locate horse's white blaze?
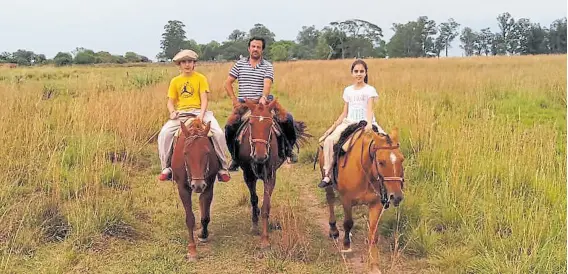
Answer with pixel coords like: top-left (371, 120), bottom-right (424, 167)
top-left (390, 152), bottom-right (397, 174)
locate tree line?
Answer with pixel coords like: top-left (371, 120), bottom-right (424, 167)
top-left (1, 12), bottom-right (565, 66)
top-left (0, 48), bottom-right (150, 67)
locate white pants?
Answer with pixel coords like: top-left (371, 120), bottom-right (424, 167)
top-left (157, 110), bottom-right (230, 171)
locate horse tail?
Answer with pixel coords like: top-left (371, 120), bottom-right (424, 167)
top-left (293, 120), bottom-right (313, 148)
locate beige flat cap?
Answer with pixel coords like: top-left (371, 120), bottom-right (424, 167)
top-left (173, 49), bottom-right (199, 63)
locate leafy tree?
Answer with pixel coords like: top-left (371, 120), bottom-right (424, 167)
top-left (460, 27), bottom-right (477, 56)
top-left (435, 18), bottom-right (460, 57)
top-left (54, 52), bottom-right (73, 66)
top-left (159, 20), bottom-right (187, 60)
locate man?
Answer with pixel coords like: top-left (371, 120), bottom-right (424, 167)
top-left (224, 37), bottom-right (298, 171)
top-left (157, 49), bottom-right (231, 182)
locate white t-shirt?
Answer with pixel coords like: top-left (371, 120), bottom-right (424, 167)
top-left (342, 84), bottom-right (379, 123)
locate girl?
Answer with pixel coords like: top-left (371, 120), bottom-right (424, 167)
top-left (318, 59), bottom-right (385, 188)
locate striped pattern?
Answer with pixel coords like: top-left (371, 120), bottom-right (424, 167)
top-left (229, 58), bottom-right (274, 100)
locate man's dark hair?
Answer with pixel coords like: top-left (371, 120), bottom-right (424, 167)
top-left (248, 37), bottom-right (266, 50)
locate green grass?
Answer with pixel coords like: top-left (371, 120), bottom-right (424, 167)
top-left (0, 56), bottom-right (565, 273)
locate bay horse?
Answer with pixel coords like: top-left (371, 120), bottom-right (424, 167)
top-left (234, 99), bottom-right (309, 249)
top-left (316, 122), bottom-right (405, 272)
top-left (170, 117), bottom-right (219, 261)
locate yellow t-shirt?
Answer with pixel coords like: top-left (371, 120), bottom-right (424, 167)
top-left (167, 72), bottom-right (210, 111)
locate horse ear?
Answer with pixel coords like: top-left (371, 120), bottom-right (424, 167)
top-left (390, 127), bottom-right (399, 144)
top-left (204, 121), bottom-right (211, 134)
top-left (180, 120), bottom-right (190, 137)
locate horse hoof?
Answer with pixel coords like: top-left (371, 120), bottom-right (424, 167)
top-left (198, 237), bottom-right (208, 243)
top-left (250, 226), bottom-right (260, 235)
top-left (329, 231), bottom-right (339, 239)
top-left (340, 248), bottom-right (352, 253)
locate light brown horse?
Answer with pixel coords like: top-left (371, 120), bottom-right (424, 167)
top-left (317, 124), bottom-right (405, 273)
top-left (171, 117), bottom-right (219, 261)
top-left (234, 99), bottom-right (309, 249)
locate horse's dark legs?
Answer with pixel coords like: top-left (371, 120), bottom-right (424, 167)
top-left (198, 178), bottom-right (215, 242)
top-left (260, 177), bottom-right (275, 249)
top-left (341, 200), bottom-right (354, 252)
top-left (326, 187), bottom-right (339, 239)
top-left (244, 169), bottom-right (260, 234)
top-left (367, 201), bottom-right (384, 271)
top-left (177, 182), bottom-right (197, 261)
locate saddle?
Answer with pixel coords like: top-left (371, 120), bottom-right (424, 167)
top-left (325, 121), bottom-right (380, 186)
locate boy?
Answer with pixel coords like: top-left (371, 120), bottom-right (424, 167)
top-left (157, 49), bottom-right (231, 182)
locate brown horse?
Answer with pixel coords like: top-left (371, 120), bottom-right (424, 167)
top-left (171, 117), bottom-right (219, 261)
top-left (234, 99), bottom-right (309, 248)
top-left (317, 124), bottom-right (405, 272)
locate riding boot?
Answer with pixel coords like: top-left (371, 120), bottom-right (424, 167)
top-left (225, 122), bottom-right (240, 171)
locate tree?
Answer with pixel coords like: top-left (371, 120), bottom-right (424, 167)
top-left (248, 23), bottom-right (275, 45)
top-left (228, 29), bottom-right (247, 41)
top-left (460, 27), bottom-right (477, 56)
top-left (0, 52), bottom-right (14, 63)
top-left (436, 18), bottom-right (460, 57)
top-left (32, 54), bottom-right (46, 65)
top-left (73, 48), bottom-right (97, 64)
top-left (159, 20), bottom-right (187, 60)
top-left (54, 52), bottom-right (73, 66)
top-left (549, 17), bottom-right (567, 54)
top-left (296, 25), bottom-right (320, 59)
top-left (200, 41), bottom-right (221, 61)
top-left (478, 28), bottom-right (494, 56)
top-left (270, 40), bottom-right (296, 61)
top-left (125, 52), bottom-right (141, 63)
top-left (11, 49), bottom-right (35, 66)
top-left (386, 16), bottom-right (437, 58)
top-left (496, 12), bottom-right (516, 54)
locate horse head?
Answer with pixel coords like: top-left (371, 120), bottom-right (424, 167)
top-left (180, 118), bottom-right (212, 193)
top-left (368, 127), bottom-right (405, 207)
top-left (243, 99), bottom-right (284, 164)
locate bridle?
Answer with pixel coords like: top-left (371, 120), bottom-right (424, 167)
top-left (247, 114), bottom-right (274, 158)
top-left (362, 136), bottom-right (405, 206)
top-left (183, 132), bottom-right (211, 181)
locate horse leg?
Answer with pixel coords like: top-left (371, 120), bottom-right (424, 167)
top-left (177, 182), bottom-right (197, 261)
top-left (341, 200), bottom-right (354, 253)
top-left (367, 202), bottom-right (384, 272)
top-left (260, 177), bottom-right (275, 249)
top-left (244, 170), bottom-right (260, 234)
top-left (197, 178), bottom-right (215, 242)
top-left (326, 187), bottom-right (339, 239)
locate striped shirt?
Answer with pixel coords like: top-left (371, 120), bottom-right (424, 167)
top-left (229, 57), bottom-right (274, 100)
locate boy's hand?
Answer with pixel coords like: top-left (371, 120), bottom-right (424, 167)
top-left (169, 111), bottom-right (179, 120)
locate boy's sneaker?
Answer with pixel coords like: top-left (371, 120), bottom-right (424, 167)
top-left (158, 168), bottom-right (172, 181)
top-left (217, 170), bottom-right (231, 182)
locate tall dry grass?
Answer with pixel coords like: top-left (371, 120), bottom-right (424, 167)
top-left (0, 55), bottom-right (565, 273)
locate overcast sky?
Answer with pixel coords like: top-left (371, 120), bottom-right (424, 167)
top-left (1, 0), bottom-right (566, 59)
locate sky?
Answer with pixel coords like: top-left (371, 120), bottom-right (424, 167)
top-left (1, 0), bottom-right (566, 59)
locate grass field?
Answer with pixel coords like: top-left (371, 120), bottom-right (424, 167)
top-left (0, 55), bottom-right (565, 273)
